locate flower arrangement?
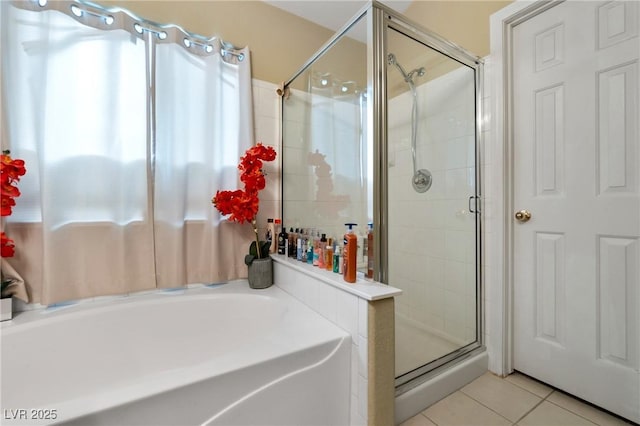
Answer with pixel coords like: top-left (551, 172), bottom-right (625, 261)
top-left (212, 143), bottom-right (276, 265)
top-left (1, 150), bottom-right (27, 298)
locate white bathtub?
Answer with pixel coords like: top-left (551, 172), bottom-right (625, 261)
top-left (0, 281), bottom-right (351, 425)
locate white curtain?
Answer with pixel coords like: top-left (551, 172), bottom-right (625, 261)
top-left (1, 3), bottom-right (253, 304)
top-left (154, 43), bottom-right (253, 287)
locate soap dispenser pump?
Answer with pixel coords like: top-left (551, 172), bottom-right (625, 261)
top-left (343, 223), bottom-right (357, 283)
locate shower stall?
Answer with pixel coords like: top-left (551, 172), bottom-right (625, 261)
top-left (281, 1), bottom-right (484, 421)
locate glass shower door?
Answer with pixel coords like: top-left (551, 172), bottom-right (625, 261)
top-left (386, 27), bottom-right (480, 385)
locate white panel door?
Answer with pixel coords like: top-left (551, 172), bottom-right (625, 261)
top-left (513, 1), bottom-right (639, 422)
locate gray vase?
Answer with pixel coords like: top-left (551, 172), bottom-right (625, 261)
top-left (247, 256), bottom-right (273, 289)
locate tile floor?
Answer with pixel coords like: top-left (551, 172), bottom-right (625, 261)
top-left (400, 372), bottom-right (636, 426)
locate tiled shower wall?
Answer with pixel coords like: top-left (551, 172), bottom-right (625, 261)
top-left (387, 67), bottom-right (477, 346)
top-left (282, 88), bottom-right (370, 241)
top-left (252, 79), bottom-right (282, 235)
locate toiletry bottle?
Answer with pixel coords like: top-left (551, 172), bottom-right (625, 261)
top-left (333, 246), bottom-right (341, 273)
top-left (277, 220), bottom-right (287, 255)
top-left (299, 237), bottom-right (305, 262)
top-left (343, 223), bottom-right (357, 283)
top-left (266, 218), bottom-right (275, 252)
top-left (325, 237), bottom-right (333, 271)
top-left (367, 223), bottom-right (374, 279)
top-left (318, 234), bottom-right (327, 268)
top-left (296, 234), bottom-right (302, 261)
top-left (307, 240), bottom-right (314, 264)
top-left (288, 228), bottom-right (295, 257)
top-left (311, 230), bottom-right (320, 266)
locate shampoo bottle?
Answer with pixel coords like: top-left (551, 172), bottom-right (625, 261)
top-left (288, 228), bottom-right (296, 258)
top-left (325, 237), bottom-right (334, 271)
top-left (307, 241), bottom-right (314, 264)
top-left (333, 246), bottom-right (341, 273)
top-left (343, 223), bottom-right (357, 283)
top-left (318, 234), bottom-right (327, 268)
top-left (312, 230), bottom-right (320, 266)
top-left (266, 218), bottom-right (275, 252)
top-left (277, 220), bottom-right (287, 255)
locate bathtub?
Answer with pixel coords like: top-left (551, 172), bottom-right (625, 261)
top-left (0, 281), bottom-right (351, 425)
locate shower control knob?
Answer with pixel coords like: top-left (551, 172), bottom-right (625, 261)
top-left (515, 210), bottom-right (531, 222)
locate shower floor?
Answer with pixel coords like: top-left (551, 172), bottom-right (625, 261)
top-left (395, 313), bottom-right (460, 377)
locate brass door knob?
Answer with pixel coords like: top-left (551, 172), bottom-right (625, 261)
top-left (515, 210), bottom-right (532, 222)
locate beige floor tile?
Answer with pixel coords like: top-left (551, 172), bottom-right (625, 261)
top-left (399, 413), bottom-right (437, 426)
top-left (547, 391), bottom-right (634, 426)
top-left (519, 401), bottom-right (598, 426)
top-left (505, 372), bottom-right (554, 398)
top-left (422, 391), bottom-right (511, 426)
top-left (460, 372), bottom-right (542, 422)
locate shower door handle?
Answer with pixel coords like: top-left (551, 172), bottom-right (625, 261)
top-left (468, 196), bottom-right (480, 214)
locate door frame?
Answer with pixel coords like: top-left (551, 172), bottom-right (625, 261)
top-left (488, 0), bottom-right (565, 377)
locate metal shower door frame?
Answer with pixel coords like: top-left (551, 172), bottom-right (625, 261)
top-left (281, 0), bottom-right (486, 393)
top-left (370, 2), bottom-right (486, 392)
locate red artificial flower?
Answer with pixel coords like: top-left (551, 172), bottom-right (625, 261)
top-left (1, 232), bottom-right (15, 258)
top-left (212, 143), bottom-right (276, 226)
top-left (1, 156), bottom-right (26, 182)
top-left (1, 151), bottom-right (27, 257)
top-left (246, 143), bottom-right (276, 161)
top-left (1, 151), bottom-right (27, 217)
top-left (212, 189), bottom-right (259, 224)
top-left (1, 196), bottom-right (16, 217)
top-left (1, 182), bottom-right (20, 198)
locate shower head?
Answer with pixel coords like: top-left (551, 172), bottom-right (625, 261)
top-left (406, 67), bottom-right (426, 81)
top-left (388, 53), bottom-right (426, 84)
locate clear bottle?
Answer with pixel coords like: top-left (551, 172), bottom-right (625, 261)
top-left (301, 237), bottom-right (307, 262)
top-left (325, 237), bottom-right (334, 271)
top-left (288, 228), bottom-right (296, 258)
top-left (333, 246), bottom-right (341, 273)
top-left (312, 231), bottom-right (319, 266)
top-left (307, 241), bottom-right (314, 264)
top-left (318, 234), bottom-right (327, 268)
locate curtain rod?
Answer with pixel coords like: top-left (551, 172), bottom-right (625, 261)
top-left (9, 0), bottom-right (247, 63)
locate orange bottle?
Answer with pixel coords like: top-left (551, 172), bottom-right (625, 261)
top-left (343, 223), bottom-right (358, 283)
top-left (325, 238), bottom-right (334, 271)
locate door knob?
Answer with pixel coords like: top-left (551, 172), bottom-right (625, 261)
top-left (515, 210), bottom-right (532, 222)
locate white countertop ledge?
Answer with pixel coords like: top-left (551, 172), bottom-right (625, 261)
top-left (272, 254), bottom-right (402, 301)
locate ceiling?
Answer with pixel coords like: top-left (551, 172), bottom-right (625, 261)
top-left (263, 1), bottom-right (413, 33)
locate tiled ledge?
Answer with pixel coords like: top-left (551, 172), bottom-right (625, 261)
top-left (272, 254), bottom-right (402, 301)
top-left (272, 254), bottom-right (399, 426)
